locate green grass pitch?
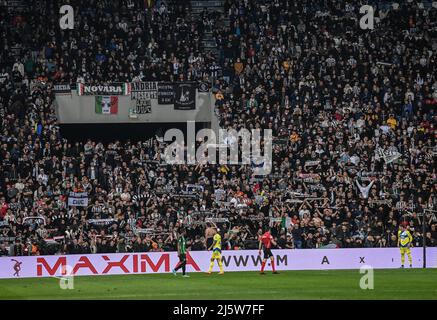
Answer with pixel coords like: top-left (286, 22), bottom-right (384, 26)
top-left (0, 269), bottom-right (436, 300)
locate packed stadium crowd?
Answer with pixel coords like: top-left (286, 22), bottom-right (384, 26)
top-left (0, 0), bottom-right (436, 257)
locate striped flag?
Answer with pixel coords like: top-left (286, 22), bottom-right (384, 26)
top-left (123, 82), bottom-right (131, 95)
top-left (77, 83), bottom-right (84, 96)
top-left (95, 96), bottom-right (118, 114)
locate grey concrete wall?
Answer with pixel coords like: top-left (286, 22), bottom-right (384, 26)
top-left (55, 90), bottom-right (214, 124)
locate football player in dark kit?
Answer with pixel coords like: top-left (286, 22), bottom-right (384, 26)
top-left (259, 229), bottom-right (278, 275)
top-left (172, 228), bottom-right (190, 278)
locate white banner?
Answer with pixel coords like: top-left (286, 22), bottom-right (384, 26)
top-left (68, 192), bottom-right (88, 207)
top-left (0, 248), bottom-right (436, 279)
top-left (375, 147), bottom-right (402, 163)
top-left (130, 81), bottom-right (158, 100)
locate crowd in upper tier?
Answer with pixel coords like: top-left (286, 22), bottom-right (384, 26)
top-left (0, 0), bottom-right (436, 256)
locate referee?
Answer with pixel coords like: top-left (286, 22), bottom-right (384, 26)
top-left (172, 228), bottom-right (190, 278)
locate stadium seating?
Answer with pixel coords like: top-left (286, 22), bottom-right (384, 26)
top-left (0, 0), bottom-right (436, 256)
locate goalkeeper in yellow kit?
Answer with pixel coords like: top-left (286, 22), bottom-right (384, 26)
top-left (398, 224), bottom-right (413, 268)
top-left (207, 228), bottom-right (224, 275)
